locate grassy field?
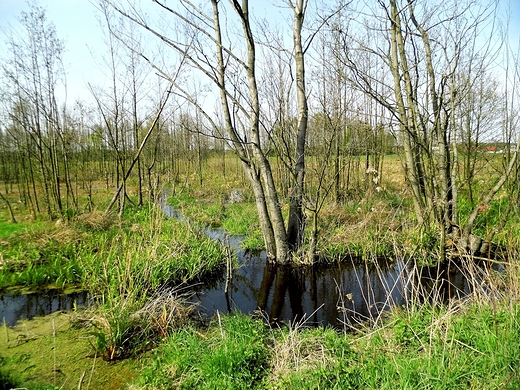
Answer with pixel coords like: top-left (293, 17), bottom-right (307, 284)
top-left (1, 153), bottom-right (520, 389)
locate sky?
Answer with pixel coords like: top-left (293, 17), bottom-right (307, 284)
top-left (0, 0), bottom-right (105, 105)
top-left (0, 0), bottom-right (519, 107)
top-left (0, 0), bottom-right (291, 107)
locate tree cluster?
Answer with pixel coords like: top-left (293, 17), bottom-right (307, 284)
top-left (0, 0), bottom-right (518, 264)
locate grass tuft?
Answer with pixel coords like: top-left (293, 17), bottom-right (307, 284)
top-left (73, 209), bottom-right (117, 232)
top-left (77, 287), bottom-right (196, 361)
top-left (137, 313), bottom-right (270, 389)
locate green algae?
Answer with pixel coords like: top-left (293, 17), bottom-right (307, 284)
top-left (0, 311), bottom-right (143, 389)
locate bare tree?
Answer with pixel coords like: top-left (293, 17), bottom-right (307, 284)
top-left (88, 11), bottom-right (130, 216)
top-left (1, 4), bottom-right (73, 220)
top-left (91, 2), bottom-right (175, 215)
top-left (336, 0), bottom-right (518, 259)
top-left (100, 0), bottom-right (320, 263)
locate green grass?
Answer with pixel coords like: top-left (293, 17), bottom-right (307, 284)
top-left (77, 216), bottom-right (226, 297)
top-left (132, 296), bottom-right (520, 389)
top-left (0, 220), bottom-right (39, 239)
top-left (168, 192), bottom-right (265, 250)
top-left (0, 223), bottom-right (82, 290)
top-left (0, 257), bottom-right (80, 288)
top-left (138, 313), bottom-right (270, 389)
top-left (350, 302), bottom-right (520, 389)
top-left (264, 325), bottom-right (360, 389)
top-left (0, 203), bottom-right (228, 291)
top-left (0, 368), bottom-right (18, 390)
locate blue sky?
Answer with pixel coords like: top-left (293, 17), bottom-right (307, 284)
top-left (0, 0), bottom-right (289, 106)
top-left (0, 0), bottom-right (103, 104)
top-left (0, 0), bottom-right (519, 106)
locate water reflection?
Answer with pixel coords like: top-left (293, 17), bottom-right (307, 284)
top-left (165, 199), bottom-right (482, 328)
top-left (0, 290), bottom-right (89, 327)
top-left (194, 255), bottom-right (479, 328)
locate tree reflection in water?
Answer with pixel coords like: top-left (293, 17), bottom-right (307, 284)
top-left (165, 200), bottom-right (477, 328)
top-left (195, 250), bottom-right (476, 329)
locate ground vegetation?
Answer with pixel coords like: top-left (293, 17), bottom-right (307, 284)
top-left (1, 0), bottom-right (520, 388)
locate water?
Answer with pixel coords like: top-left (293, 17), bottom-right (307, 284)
top-left (0, 199), bottom-right (477, 328)
top-left (0, 290), bottom-right (89, 327)
top-left (163, 201), bottom-right (473, 328)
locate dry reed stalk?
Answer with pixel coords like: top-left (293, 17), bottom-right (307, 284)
top-left (74, 210), bottom-right (116, 232)
top-left (224, 238), bottom-right (233, 294)
top-left (77, 370), bottom-right (86, 390)
top-left (336, 233), bottom-right (515, 335)
top-left (52, 318), bottom-right (56, 387)
top-left (267, 313), bottom-right (329, 384)
top-left (2, 317), bottom-right (8, 343)
top-left (87, 349), bottom-right (97, 389)
top-left (133, 286), bottom-right (197, 337)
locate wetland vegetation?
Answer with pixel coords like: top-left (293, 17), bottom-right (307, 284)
top-left (1, 153), bottom-right (519, 389)
top-left (1, 0), bottom-right (520, 388)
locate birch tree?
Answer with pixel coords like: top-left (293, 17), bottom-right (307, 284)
top-left (101, 0), bottom-right (316, 263)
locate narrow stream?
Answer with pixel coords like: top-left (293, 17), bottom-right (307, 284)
top-left (1, 198), bottom-right (477, 328)
top-left (163, 202), bottom-right (472, 328)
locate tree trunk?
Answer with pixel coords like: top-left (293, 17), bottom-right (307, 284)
top-left (287, 0), bottom-right (308, 252)
top-left (0, 190), bottom-right (17, 223)
top-left (212, 0), bottom-right (290, 263)
top-left (389, 0), bottom-right (425, 224)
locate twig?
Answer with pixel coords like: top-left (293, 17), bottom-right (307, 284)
top-left (53, 318), bottom-right (57, 387)
top-left (3, 317), bottom-right (8, 343)
top-left (224, 237), bottom-right (233, 294)
top-left (77, 370), bottom-right (86, 390)
top-left (217, 311), bottom-right (224, 339)
top-left (87, 349), bottom-right (97, 390)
